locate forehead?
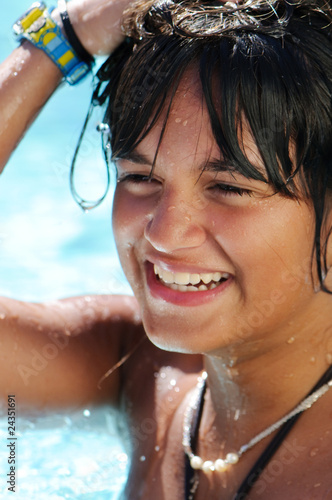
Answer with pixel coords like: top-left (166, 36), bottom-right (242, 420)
top-left (135, 68), bottom-right (264, 173)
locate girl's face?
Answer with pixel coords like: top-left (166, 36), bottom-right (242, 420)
top-left (112, 73), bottom-right (326, 356)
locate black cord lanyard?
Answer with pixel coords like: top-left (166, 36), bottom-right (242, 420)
top-left (184, 364), bottom-right (332, 500)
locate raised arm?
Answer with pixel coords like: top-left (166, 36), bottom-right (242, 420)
top-left (0, 0), bottom-right (131, 171)
top-left (0, 0), bottom-right (143, 409)
top-left (0, 294), bottom-right (143, 409)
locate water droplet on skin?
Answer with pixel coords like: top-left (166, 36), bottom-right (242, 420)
top-left (139, 455), bottom-right (146, 462)
top-left (83, 409), bottom-right (91, 418)
top-left (310, 447), bottom-right (319, 457)
top-left (168, 378), bottom-right (176, 390)
top-left (310, 357), bottom-right (316, 364)
top-left (183, 120), bottom-right (188, 126)
top-left (155, 446), bottom-right (160, 452)
top-left (175, 118), bottom-right (182, 123)
top-left (167, 205), bottom-right (176, 212)
top-left (192, 197), bottom-right (209, 210)
top-left (234, 409), bottom-right (240, 421)
top-left (227, 367), bottom-right (239, 378)
top-left (0, 313), bottom-right (6, 320)
top-left (160, 372), bottom-right (166, 379)
top-left (229, 357), bottom-right (238, 367)
top-left (326, 353), bottom-right (332, 365)
top-left (287, 336), bottom-right (295, 344)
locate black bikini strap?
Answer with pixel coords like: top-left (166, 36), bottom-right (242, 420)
top-left (185, 377), bottom-right (207, 500)
top-left (234, 363), bottom-right (332, 499)
top-left (184, 364), bottom-right (332, 500)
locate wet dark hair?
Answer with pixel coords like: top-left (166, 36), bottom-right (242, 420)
top-left (92, 0), bottom-right (332, 291)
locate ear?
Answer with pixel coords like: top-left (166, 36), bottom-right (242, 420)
top-left (323, 209), bottom-right (332, 288)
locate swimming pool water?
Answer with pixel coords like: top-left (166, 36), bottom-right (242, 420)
top-left (0, 3), bottom-right (130, 498)
top-left (0, 1), bottom-right (132, 302)
top-left (0, 407), bottom-right (128, 499)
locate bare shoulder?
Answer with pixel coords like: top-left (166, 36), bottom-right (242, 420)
top-left (120, 330), bottom-right (203, 436)
top-left (0, 294), bottom-right (141, 330)
top-left (0, 294), bottom-right (142, 410)
top-left (117, 335), bottom-right (203, 499)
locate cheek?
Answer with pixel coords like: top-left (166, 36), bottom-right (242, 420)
top-left (112, 191), bottom-right (137, 253)
top-left (211, 201), bottom-right (315, 287)
top-left (112, 189), bottom-right (150, 270)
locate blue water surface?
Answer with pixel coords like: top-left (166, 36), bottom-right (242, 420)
top-left (0, 1), bottom-right (131, 301)
top-left (0, 2), bottom-right (130, 498)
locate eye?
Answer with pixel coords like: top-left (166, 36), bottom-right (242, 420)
top-left (116, 173), bottom-right (161, 196)
top-left (117, 173), bottom-right (152, 184)
top-left (211, 183), bottom-right (253, 197)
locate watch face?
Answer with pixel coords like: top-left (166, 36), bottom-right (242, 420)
top-left (13, 2), bottom-right (46, 36)
top-left (26, 16), bottom-right (47, 35)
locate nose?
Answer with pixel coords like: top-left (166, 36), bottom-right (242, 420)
top-left (144, 197), bottom-right (207, 253)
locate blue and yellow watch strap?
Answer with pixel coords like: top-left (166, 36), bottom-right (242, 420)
top-left (13, 2), bottom-right (92, 85)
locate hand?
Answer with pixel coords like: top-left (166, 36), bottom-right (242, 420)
top-left (64, 0), bottom-right (135, 56)
top-left (64, 0), bottom-right (239, 56)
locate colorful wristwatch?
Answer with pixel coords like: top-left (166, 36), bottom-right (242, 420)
top-left (13, 2), bottom-right (91, 85)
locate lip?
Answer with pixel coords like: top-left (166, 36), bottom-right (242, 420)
top-left (145, 261), bottom-right (232, 306)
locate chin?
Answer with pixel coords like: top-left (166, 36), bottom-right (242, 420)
top-left (141, 315), bottom-right (200, 353)
top-left (140, 313), bottom-right (224, 355)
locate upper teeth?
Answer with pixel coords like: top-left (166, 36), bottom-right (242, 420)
top-left (153, 264), bottom-right (229, 286)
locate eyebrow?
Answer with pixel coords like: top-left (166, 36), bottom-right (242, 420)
top-left (118, 151), bottom-right (236, 173)
top-left (118, 151), bottom-right (152, 165)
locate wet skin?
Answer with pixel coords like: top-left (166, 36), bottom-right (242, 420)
top-left (2, 69), bottom-right (332, 499)
top-left (113, 70), bottom-right (327, 357)
top-left (111, 70), bottom-right (332, 498)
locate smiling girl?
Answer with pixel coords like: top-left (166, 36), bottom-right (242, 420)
top-left (1, 0), bottom-right (332, 498)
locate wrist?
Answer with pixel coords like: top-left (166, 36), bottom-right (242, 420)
top-left (57, 1), bottom-right (94, 66)
top-left (62, 2), bottom-right (96, 57)
top-left (13, 2), bottom-right (92, 85)
top-left (64, 0), bottom-right (127, 56)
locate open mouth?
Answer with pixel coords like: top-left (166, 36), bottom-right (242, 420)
top-left (153, 264), bottom-right (230, 292)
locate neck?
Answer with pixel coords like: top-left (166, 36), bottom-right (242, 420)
top-left (202, 322), bottom-right (332, 448)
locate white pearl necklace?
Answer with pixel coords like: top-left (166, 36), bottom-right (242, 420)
top-left (182, 371), bottom-right (332, 473)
